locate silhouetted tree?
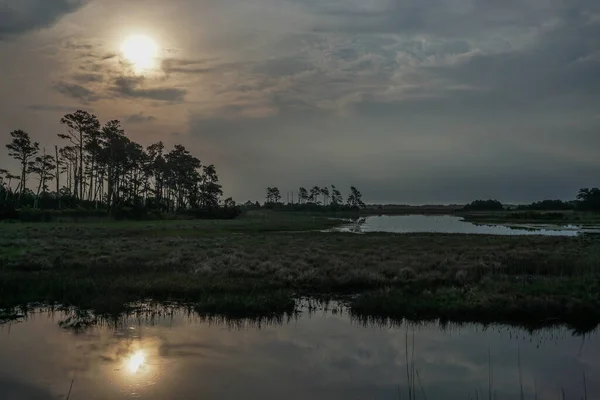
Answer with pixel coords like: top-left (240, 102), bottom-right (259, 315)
top-left (330, 185), bottom-right (342, 206)
top-left (98, 120), bottom-right (128, 211)
top-left (321, 186), bottom-right (330, 206)
top-left (54, 146), bottom-right (61, 208)
top-left (309, 186), bottom-right (321, 205)
top-left (222, 197), bottom-right (236, 208)
top-left (30, 149), bottom-right (56, 208)
top-left (0, 169), bottom-right (7, 188)
top-left (576, 188), bottom-right (600, 211)
top-left (6, 130), bottom-right (39, 200)
top-left (346, 186), bottom-right (365, 208)
top-left (0, 169), bottom-right (8, 201)
top-left (3, 110), bottom-right (233, 220)
top-left (59, 145), bottom-right (78, 195)
top-left (298, 187), bottom-right (308, 204)
top-left (2, 172), bottom-right (19, 201)
top-left (59, 110), bottom-right (101, 200)
top-left (199, 165), bottom-right (223, 208)
top-left (517, 199), bottom-right (574, 211)
top-left (463, 199), bottom-right (503, 211)
top-left (147, 141), bottom-right (166, 203)
top-left (265, 187), bottom-right (281, 204)
top-left (243, 200), bottom-right (254, 207)
top-left (84, 120), bottom-right (103, 202)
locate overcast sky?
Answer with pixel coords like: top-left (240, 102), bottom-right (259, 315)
top-left (1, 0), bottom-right (599, 204)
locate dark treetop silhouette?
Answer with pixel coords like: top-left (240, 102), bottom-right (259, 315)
top-left (1, 110), bottom-right (238, 220)
top-left (260, 185), bottom-right (366, 212)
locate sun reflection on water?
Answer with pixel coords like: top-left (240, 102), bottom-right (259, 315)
top-left (126, 350), bottom-right (146, 374)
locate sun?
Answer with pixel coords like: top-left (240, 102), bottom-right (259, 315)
top-left (121, 34), bottom-right (158, 71)
top-left (125, 350), bottom-right (146, 374)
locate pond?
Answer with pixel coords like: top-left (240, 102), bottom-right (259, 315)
top-left (331, 215), bottom-right (600, 236)
top-left (0, 306), bottom-right (598, 399)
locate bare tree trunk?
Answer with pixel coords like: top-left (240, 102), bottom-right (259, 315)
top-left (94, 177), bottom-right (103, 208)
top-left (69, 162), bottom-right (73, 195)
top-left (73, 153), bottom-right (78, 200)
top-left (18, 160), bottom-right (26, 201)
top-left (5, 177), bottom-right (12, 201)
top-left (55, 146), bottom-right (61, 209)
top-left (89, 157), bottom-right (94, 202)
top-left (35, 179), bottom-right (42, 209)
top-left (34, 149), bottom-right (46, 209)
top-left (15, 180), bottom-right (22, 200)
top-left (99, 177), bottom-right (104, 204)
top-left (79, 131), bottom-right (83, 200)
top-left (93, 168), bottom-right (101, 202)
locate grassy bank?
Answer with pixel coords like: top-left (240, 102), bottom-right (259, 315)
top-left (1, 211), bottom-right (599, 329)
top-left (460, 210), bottom-right (600, 225)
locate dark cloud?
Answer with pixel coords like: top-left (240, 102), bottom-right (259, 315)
top-left (64, 40), bottom-right (93, 50)
top-left (100, 53), bottom-right (117, 61)
top-left (54, 81), bottom-right (98, 103)
top-left (430, 14), bottom-right (600, 108)
top-left (0, 0), bottom-right (87, 39)
top-left (110, 76), bottom-right (187, 102)
top-left (72, 73), bottom-right (104, 83)
top-left (160, 58), bottom-right (256, 77)
top-left (161, 58), bottom-right (217, 74)
top-left (348, 9), bottom-right (600, 120)
top-left (252, 56), bottom-right (314, 77)
top-left (125, 112), bottom-right (157, 124)
top-left (305, 0), bottom-right (599, 36)
top-left (3, 0), bottom-right (600, 203)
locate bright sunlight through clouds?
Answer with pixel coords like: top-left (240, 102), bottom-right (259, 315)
top-left (121, 34), bottom-right (158, 72)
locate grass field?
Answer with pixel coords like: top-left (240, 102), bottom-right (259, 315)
top-left (460, 209), bottom-right (600, 225)
top-left (1, 211), bottom-right (600, 329)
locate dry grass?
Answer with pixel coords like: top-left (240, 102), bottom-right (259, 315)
top-left (1, 213), bottom-right (599, 327)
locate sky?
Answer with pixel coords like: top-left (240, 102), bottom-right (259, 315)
top-left (1, 0), bottom-right (599, 204)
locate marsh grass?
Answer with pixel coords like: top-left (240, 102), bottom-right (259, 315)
top-left (1, 212), bottom-right (600, 327)
top-left (460, 210), bottom-right (600, 225)
top-left (399, 328), bottom-right (591, 400)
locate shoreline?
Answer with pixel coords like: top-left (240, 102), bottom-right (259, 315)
top-left (1, 212), bottom-right (599, 331)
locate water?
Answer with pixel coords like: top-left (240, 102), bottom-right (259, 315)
top-left (332, 215), bottom-right (600, 236)
top-left (1, 307), bottom-right (599, 399)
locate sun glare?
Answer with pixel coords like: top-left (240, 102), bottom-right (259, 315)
top-left (121, 35), bottom-right (158, 71)
top-left (126, 350), bottom-right (146, 374)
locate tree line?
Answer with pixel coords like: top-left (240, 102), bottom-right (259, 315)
top-left (1, 110), bottom-right (239, 220)
top-left (463, 188), bottom-right (600, 212)
top-left (261, 185), bottom-right (366, 209)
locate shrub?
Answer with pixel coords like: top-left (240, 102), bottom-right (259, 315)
top-left (516, 200), bottom-right (574, 211)
top-left (463, 199), bottom-right (504, 211)
top-left (15, 208), bottom-right (108, 222)
top-left (508, 211), bottom-right (566, 220)
top-left (0, 203), bottom-right (18, 220)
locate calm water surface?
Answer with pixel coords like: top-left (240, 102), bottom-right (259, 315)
top-left (333, 215), bottom-right (600, 236)
top-left (1, 307), bottom-right (599, 399)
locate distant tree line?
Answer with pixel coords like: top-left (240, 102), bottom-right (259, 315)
top-left (254, 185), bottom-right (366, 211)
top-left (462, 199), bottom-right (504, 211)
top-left (575, 188), bottom-right (600, 211)
top-left (463, 189), bottom-right (600, 213)
top-left (512, 191), bottom-right (600, 212)
top-left (255, 187), bottom-right (600, 214)
top-left (1, 109), bottom-right (240, 221)
top-left (516, 199), bottom-right (575, 211)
